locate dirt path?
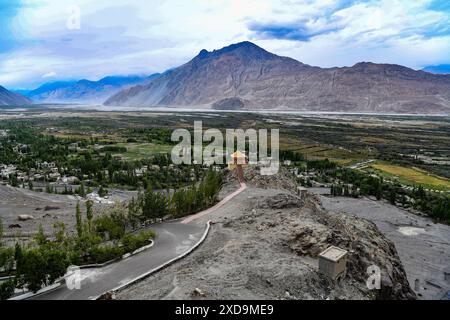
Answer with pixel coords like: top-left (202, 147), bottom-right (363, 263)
top-left (181, 182), bottom-right (247, 224)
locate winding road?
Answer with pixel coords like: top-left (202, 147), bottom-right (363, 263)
top-left (28, 179), bottom-right (247, 300)
top-left (30, 221), bottom-right (205, 300)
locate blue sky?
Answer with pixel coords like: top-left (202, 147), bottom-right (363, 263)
top-left (1, 0), bottom-right (450, 89)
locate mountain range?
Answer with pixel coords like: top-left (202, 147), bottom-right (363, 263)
top-left (19, 74), bottom-right (160, 104)
top-left (0, 86), bottom-right (32, 106)
top-left (3, 41), bottom-right (450, 114)
top-left (422, 65), bottom-right (450, 75)
top-left (105, 41), bottom-right (450, 114)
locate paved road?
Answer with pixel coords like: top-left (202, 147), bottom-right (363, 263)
top-left (30, 180), bottom-right (245, 300)
top-left (31, 221), bottom-right (205, 300)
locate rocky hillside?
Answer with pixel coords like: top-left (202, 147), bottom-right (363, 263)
top-left (23, 74), bottom-right (160, 104)
top-left (105, 41), bottom-right (450, 114)
top-left (0, 85), bottom-right (32, 106)
top-left (116, 167), bottom-right (415, 300)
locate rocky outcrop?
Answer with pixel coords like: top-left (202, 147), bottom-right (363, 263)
top-left (230, 167), bottom-right (415, 299)
top-left (291, 201), bottom-right (416, 299)
top-left (212, 97), bottom-right (245, 110)
top-left (105, 41), bottom-right (450, 114)
top-left (245, 190), bottom-right (416, 299)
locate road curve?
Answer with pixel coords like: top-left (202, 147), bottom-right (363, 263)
top-left (31, 181), bottom-right (245, 300)
top-left (30, 221), bottom-right (205, 300)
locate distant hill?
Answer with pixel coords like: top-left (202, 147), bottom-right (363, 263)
top-left (105, 41), bottom-right (450, 114)
top-left (0, 85), bottom-right (32, 106)
top-left (422, 65), bottom-right (450, 75)
top-left (23, 74), bottom-right (160, 104)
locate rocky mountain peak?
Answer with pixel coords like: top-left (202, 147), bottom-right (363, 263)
top-left (194, 41), bottom-right (277, 62)
top-left (104, 42), bottom-right (450, 114)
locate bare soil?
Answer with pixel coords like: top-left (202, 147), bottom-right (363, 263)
top-left (0, 184), bottom-right (135, 245)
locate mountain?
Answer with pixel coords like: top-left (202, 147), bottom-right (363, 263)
top-left (0, 86), bottom-right (32, 106)
top-left (105, 41), bottom-right (450, 114)
top-left (24, 74), bottom-right (160, 104)
top-left (422, 65), bottom-right (450, 75)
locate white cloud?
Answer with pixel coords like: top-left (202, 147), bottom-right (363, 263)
top-left (42, 71), bottom-right (57, 78)
top-left (1, 0), bottom-right (450, 88)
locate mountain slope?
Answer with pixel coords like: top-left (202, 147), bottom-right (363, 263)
top-left (105, 42), bottom-right (450, 114)
top-left (0, 86), bottom-right (32, 106)
top-left (25, 74), bottom-right (160, 104)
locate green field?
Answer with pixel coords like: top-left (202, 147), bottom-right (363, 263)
top-left (367, 162), bottom-right (450, 191)
top-left (114, 142), bottom-right (173, 160)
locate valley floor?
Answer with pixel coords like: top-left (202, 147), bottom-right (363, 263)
top-left (0, 183), bottom-right (136, 244)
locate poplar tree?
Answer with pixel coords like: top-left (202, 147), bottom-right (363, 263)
top-left (75, 202), bottom-right (83, 238)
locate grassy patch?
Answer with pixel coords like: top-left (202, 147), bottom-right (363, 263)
top-left (114, 142), bottom-right (172, 160)
top-left (368, 162), bottom-right (450, 191)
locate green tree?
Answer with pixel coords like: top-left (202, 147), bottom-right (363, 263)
top-left (45, 249), bottom-right (69, 283)
top-left (0, 247), bottom-right (14, 272)
top-left (75, 202), bottom-right (83, 238)
top-left (431, 197), bottom-right (450, 222)
top-left (0, 217), bottom-right (3, 246)
top-left (14, 242), bottom-right (22, 261)
top-left (98, 185), bottom-right (108, 197)
top-left (9, 174), bottom-right (18, 187)
top-left (77, 183), bottom-right (86, 197)
top-left (389, 190), bottom-right (397, 205)
top-left (376, 182), bottom-right (382, 200)
top-left (15, 248), bottom-right (47, 293)
top-left (0, 279), bottom-right (15, 300)
top-left (53, 222), bottom-right (66, 244)
top-left (202, 169), bottom-right (222, 205)
top-left (86, 200), bottom-right (94, 229)
top-left (143, 190), bottom-right (168, 221)
top-left (15, 247), bottom-right (68, 293)
top-left (34, 225), bottom-right (47, 246)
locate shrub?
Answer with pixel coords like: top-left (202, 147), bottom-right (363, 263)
top-left (0, 279), bottom-right (15, 300)
top-left (0, 217), bottom-right (3, 245)
top-left (121, 230), bottom-right (155, 253)
top-left (94, 214), bottom-right (126, 241)
top-left (15, 247), bottom-right (69, 293)
top-left (86, 245), bottom-right (124, 264)
top-left (0, 247), bottom-right (14, 273)
top-left (15, 248), bottom-right (47, 293)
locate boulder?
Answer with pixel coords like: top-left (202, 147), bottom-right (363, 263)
top-left (18, 214), bottom-right (34, 221)
top-left (191, 288), bottom-right (206, 298)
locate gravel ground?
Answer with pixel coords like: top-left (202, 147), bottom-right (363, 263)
top-left (0, 184), bottom-right (136, 244)
top-left (309, 187), bottom-right (450, 300)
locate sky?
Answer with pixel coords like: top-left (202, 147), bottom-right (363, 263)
top-left (1, 0), bottom-right (450, 89)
